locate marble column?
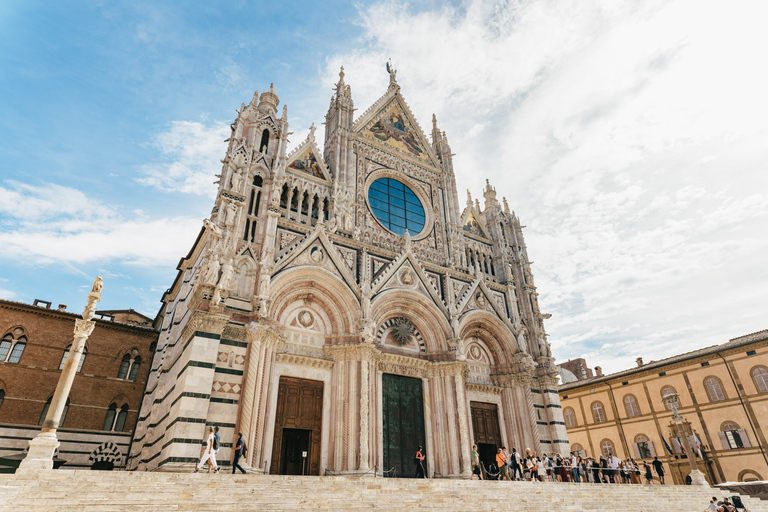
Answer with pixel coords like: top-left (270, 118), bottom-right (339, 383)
top-left (19, 277), bottom-right (103, 472)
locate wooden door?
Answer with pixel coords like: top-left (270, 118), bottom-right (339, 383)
top-left (270, 376), bottom-right (323, 475)
top-left (470, 401), bottom-right (501, 446)
top-left (382, 373), bottom-right (425, 478)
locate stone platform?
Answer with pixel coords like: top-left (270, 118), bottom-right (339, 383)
top-left (1, 471), bottom-right (766, 512)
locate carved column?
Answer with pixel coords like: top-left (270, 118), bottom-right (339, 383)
top-left (453, 368), bottom-right (472, 478)
top-left (20, 277), bottom-right (102, 472)
top-left (359, 358), bottom-right (370, 471)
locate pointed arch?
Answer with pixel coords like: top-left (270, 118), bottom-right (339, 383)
top-left (458, 311), bottom-right (517, 366)
top-left (269, 267), bottom-right (359, 336)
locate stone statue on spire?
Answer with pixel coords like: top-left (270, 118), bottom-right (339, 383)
top-left (386, 59), bottom-right (397, 85)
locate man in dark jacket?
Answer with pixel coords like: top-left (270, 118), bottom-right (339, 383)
top-left (232, 432), bottom-right (247, 474)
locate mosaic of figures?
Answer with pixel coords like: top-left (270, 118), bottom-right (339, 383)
top-left (368, 107), bottom-right (425, 159)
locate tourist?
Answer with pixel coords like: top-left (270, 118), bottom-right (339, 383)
top-left (471, 444), bottom-right (482, 480)
top-left (496, 447), bottom-right (509, 480)
top-left (510, 448), bottom-right (522, 480)
top-left (232, 432), bottom-right (246, 474)
top-left (415, 446), bottom-right (426, 478)
top-left (559, 453), bottom-right (570, 482)
top-left (717, 497), bottom-right (736, 512)
top-left (599, 455), bottom-right (609, 483)
top-left (194, 426), bottom-right (219, 473)
top-left (570, 452), bottom-right (581, 483)
top-left (644, 461), bottom-right (653, 484)
top-left (608, 453), bottom-right (621, 483)
top-left (541, 453), bottom-right (552, 482)
top-left (592, 457), bottom-right (602, 484)
top-left (652, 456), bottom-right (665, 484)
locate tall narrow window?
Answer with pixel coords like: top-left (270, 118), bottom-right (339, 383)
top-left (102, 403), bottom-right (117, 431)
top-left (260, 129), bottom-right (270, 153)
top-left (128, 356), bottom-right (141, 381)
top-left (117, 354), bottom-right (131, 379)
top-left (0, 336), bottom-right (11, 361)
top-left (601, 439), bottom-right (615, 458)
top-left (624, 395), bottom-right (640, 417)
top-left (243, 175), bottom-right (262, 243)
top-left (752, 367), bottom-right (768, 393)
top-left (661, 386), bottom-right (678, 410)
top-left (7, 338), bottom-right (25, 364)
top-left (592, 402), bottom-right (606, 423)
top-left (0, 389), bottom-right (5, 410)
top-left (114, 404), bottom-right (129, 432)
top-left (564, 407), bottom-right (577, 428)
top-left (705, 377), bottom-right (726, 402)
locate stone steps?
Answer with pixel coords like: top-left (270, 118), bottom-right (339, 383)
top-left (0, 471), bottom-right (765, 512)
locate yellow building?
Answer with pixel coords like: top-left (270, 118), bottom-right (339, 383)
top-left (558, 329), bottom-right (768, 485)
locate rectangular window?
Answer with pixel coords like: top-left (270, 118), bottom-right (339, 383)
top-left (701, 361), bottom-right (710, 367)
top-left (659, 372), bottom-right (667, 377)
top-left (725, 430), bottom-right (743, 449)
top-left (747, 350), bottom-right (757, 356)
top-left (637, 442), bottom-right (652, 458)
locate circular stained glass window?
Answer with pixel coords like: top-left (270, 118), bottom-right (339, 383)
top-left (368, 177), bottom-right (425, 236)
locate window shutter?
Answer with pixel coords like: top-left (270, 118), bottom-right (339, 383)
top-left (737, 429), bottom-right (752, 448)
top-left (717, 431), bottom-right (729, 450)
top-left (632, 443), bottom-right (641, 459)
top-left (671, 438), bottom-right (682, 454)
top-left (648, 441), bottom-right (657, 457)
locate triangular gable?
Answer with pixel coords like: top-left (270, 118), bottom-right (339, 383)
top-left (460, 207), bottom-right (491, 240)
top-left (353, 88), bottom-right (440, 168)
top-left (285, 137), bottom-right (332, 182)
top-left (457, 278), bottom-right (513, 328)
top-left (371, 249), bottom-right (447, 315)
top-left (271, 224), bottom-right (359, 298)
top-left (237, 246), bottom-right (255, 260)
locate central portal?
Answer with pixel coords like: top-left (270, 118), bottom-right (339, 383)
top-left (270, 376), bottom-right (323, 475)
top-left (382, 373), bottom-right (426, 478)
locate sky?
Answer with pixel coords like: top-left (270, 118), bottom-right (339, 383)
top-left (1, 0), bottom-right (766, 374)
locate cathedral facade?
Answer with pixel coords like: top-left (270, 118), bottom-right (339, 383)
top-left (128, 68), bottom-right (566, 477)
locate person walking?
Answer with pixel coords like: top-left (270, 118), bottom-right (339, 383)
top-left (194, 426), bottom-right (219, 473)
top-left (644, 461), bottom-right (653, 484)
top-left (496, 448), bottom-right (509, 480)
top-left (652, 456), bottom-right (665, 484)
top-left (471, 444), bottom-right (483, 480)
top-left (510, 448), bottom-right (522, 480)
top-left (232, 432), bottom-right (247, 474)
top-left (415, 446), bottom-right (426, 478)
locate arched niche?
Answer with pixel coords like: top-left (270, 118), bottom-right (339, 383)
top-left (231, 256), bottom-right (257, 299)
top-left (464, 337), bottom-right (494, 385)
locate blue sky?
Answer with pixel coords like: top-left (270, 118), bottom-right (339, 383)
top-left (1, 1), bottom-right (766, 373)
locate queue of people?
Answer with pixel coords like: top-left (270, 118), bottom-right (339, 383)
top-left (470, 444), bottom-right (669, 484)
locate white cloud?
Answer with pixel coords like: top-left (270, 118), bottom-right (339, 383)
top-left (326, 0), bottom-right (768, 372)
top-left (0, 181), bottom-right (202, 267)
top-left (137, 119), bottom-right (230, 196)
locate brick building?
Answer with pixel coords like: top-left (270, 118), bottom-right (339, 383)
top-left (558, 329), bottom-right (768, 484)
top-left (0, 298), bottom-right (157, 471)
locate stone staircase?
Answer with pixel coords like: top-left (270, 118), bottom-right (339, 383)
top-left (0, 471), bottom-right (766, 512)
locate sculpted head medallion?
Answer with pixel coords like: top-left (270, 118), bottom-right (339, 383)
top-left (310, 247), bottom-right (324, 263)
top-left (298, 310), bottom-right (314, 328)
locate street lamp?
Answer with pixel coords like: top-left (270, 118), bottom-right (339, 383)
top-left (661, 392), bottom-right (708, 486)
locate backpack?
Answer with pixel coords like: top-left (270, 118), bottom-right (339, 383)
top-left (213, 433), bottom-right (220, 451)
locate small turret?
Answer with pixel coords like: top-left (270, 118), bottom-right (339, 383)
top-left (258, 83), bottom-right (279, 116)
top-left (483, 179), bottom-right (498, 209)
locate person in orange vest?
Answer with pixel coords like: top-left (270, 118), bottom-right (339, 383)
top-left (496, 447), bottom-right (509, 480)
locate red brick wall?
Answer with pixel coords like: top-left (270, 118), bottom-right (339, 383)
top-left (0, 301), bottom-right (157, 433)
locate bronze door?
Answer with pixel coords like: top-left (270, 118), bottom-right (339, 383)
top-left (270, 376), bottom-right (323, 475)
top-left (382, 373), bottom-right (425, 478)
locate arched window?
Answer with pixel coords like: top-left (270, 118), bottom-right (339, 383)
top-left (661, 386), bottom-right (678, 410)
top-left (624, 395), bottom-right (640, 417)
top-left (739, 470), bottom-right (764, 482)
top-left (128, 356), bottom-right (141, 381)
top-left (564, 407), bottom-right (577, 428)
top-left (0, 389), bottom-right (4, 410)
top-left (704, 377), bottom-right (726, 402)
top-left (117, 354), bottom-right (131, 379)
top-left (102, 403), bottom-right (117, 431)
top-left (114, 404), bottom-right (129, 432)
top-left (571, 443), bottom-right (585, 457)
top-left (721, 421), bottom-right (739, 431)
top-left (59, 345), bottom-right (86, 373)
top-left (752, 367), bottom-right (768, 393)
top-left (633, 434), bottom-right (654, 458)
top-left (259, 129), bottom-right (270, 153)
top-left (243, 174), bottom-right (263, 242)
top-left (592, 402), bottom-right (606, 423)
top-left (1, 329), bottom-right (27, 364)
top-left (601, 439), bottom-right (615, 458)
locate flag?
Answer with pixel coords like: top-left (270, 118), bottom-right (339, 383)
top-left (662, 437), bottom-right (674, 455)
top-left (675, 438), bottom-right (686, 454)
top-left (691, 434), bottom-right (703, 458)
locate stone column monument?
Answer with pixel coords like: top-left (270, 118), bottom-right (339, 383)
top-left (18, 277), bottom-right (103, 472)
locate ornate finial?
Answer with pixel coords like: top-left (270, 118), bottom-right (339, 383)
top-left (467, 190), bottom-right (472, 206)
top-left (432, 113), bottom-right (437, 127)
top-left (281, 104), bottom-right (288, 121)
top-left (339, 66), bottom-right (345, 81)
top-left (403, 230), bottom-right (412, 252)
top-left (82, 276), bottom-right (103, 322)
top-left (503, 197), bottom-right (510, 214)
top-left (386, 59), bottom-right (397, 84)
top-left (308, 123), bottom-right (316, 141)
top-left (475, 198), bottom-right (481, 211)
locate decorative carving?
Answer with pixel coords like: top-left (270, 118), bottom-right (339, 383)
top-left (73, 319), bottom-right (95, 338)
top-left (297, 310), bottom-right (314, 328)
top-left (310, 246), bottom-right (324, 263)
top-left (390, 317), bottom-right (415, 346)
